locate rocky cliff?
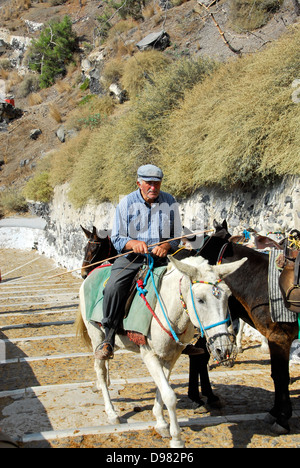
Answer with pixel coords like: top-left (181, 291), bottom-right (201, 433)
top-left (13, 174), bottom-right (297, 271)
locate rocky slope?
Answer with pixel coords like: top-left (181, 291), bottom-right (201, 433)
top-left (0, 0), bottom-right (299, 196)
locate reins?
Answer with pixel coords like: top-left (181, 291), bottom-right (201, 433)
top-left (137, 253), bottom-right (231, 345)
top-left (48, 229), bottom-right (214, 279)
top-left (179, 277), bottom-right (230, 338)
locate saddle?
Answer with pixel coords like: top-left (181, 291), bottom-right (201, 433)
top-left (278, 237), bottom-right (300, 313)
top-left (124, 266), bottom-right (148, 317)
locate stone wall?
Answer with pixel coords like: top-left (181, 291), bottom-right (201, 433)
top-left (24, 176), bottom-right (299, 272)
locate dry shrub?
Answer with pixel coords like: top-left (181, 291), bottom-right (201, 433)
top-left (65, 95), bottom-right (115, 131)
top-left (121, 50), bottom-right (171, 98)
top-left (0, 59), bottom-right (12, 71)
top-left (18, 74), bottom-right (40, 98)
top-left (158, 24), bottom-right (300, 196)
top-left (229, 0), bottom-right (283, 31)
top-left (28, 92), bottom-right (43, 106)
top-left (55, 79), bottom-right (72, 94)
top-left (49, 129), bottom-right (91, 187)
top-left (66, 57), bottom-right (214, 206)
top-left (5, 70), bottom-right (22, 92)
top-left (41, 26), bottom-right (300, 207)
top-left (142, 1), bottom-right (160, 19)
top-left (49, 103), bottom-right (62, 123)
top-left (102, 58), bottom-right (125, 86)
top-left (1, 0), bottom-right (31, 20)
top-left (0, 69), bottom-right (9, 80)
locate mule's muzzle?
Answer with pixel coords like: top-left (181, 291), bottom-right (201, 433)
top-left (207, 332), bottom-right (237, 368)
top-left (81, 266), bottom-right (88, 279)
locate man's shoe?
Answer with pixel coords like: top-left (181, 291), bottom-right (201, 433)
top-left (95, 342), bottom-right (114, 360)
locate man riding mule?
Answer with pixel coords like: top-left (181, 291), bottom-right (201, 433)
top-left (77, 240), bottom-right (246, 447)
top-left (96, 164), bottom-right (182, 360)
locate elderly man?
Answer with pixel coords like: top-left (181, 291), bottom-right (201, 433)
top-left (95, 164), bottom-right (181, 360)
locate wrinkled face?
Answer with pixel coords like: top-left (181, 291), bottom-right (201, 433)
top-left (137, 180), bottom-right (161, 204)
top-left (187, 281), bottom-right (236, 366)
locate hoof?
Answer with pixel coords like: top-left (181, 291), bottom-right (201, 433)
top-left (264, 413), bottom-right (277, 425)
top-left (271, 422), bottom-right (290, 436)
top-left (170, 439), bottom-right (185, 448)
top-left (207, 395), bottom-right (222, 409)
top-left (108, 415), bottom-right (120, 425)
top-left (188, 397), bottom-right (209, 413)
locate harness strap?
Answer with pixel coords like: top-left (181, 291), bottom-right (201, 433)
top-left (180, 277), bottom-right (230, 338)
top-left (136, 279), bottom-right (175, 341)
top-left (217, 242), bottom-right (229, 265)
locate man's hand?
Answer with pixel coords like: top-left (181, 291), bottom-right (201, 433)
top-left (125, 240), bottom-right (149, 254)
top-left (125, 241), bottom-right (171, 257)
top-left (152, 243), bottom-right (171, 258)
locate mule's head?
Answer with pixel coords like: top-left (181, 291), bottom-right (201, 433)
top-left (168, 255), bottom-right (247, 366)
top-left (81, 225), bottom-right (111, 279)
top-left (213, 219), bottom-right (231, 240)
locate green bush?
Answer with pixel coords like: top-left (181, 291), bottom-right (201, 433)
top-left (28, 16), bottom-right (77, 88)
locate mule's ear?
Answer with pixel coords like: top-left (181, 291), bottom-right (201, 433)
top-left (214, 257), bottom-right (247, 280)
top-left (81, 225), bottom-right (92, 238)
top-left (222, 219), bottom-right (228, 230)
top-left (92, 226), bottom-right (98, 239)
top-left (168, 256), bottom-right (198, 280)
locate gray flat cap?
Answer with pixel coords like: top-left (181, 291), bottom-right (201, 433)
top-left (137, 164), bottom-right (163, 181)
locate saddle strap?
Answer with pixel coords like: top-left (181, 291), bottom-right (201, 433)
top-left (294, 252), bottom-right (300, 286)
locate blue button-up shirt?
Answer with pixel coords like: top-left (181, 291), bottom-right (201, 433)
top-left (111, 189), bottom-right (181, 254)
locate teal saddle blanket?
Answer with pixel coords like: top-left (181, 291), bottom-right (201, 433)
top-left (83, 265), bottom-right (167, 336)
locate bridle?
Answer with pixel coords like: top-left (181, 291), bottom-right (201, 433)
top-left (83, 240), bottom-right (102, 265)
top-left (179, 276), bottom-right (231, 338)
top-left (83, 237), bottom-right (113, 266)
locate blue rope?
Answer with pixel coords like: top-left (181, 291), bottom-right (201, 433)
top-left (189, 282), bottom-right (230, 338)
top-left (145, 254), bottom-right (180, 343)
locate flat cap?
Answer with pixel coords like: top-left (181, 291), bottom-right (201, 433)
top-left (137, 164), bottom-right (163, 181)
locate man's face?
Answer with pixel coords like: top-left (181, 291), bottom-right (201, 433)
top-left (137, 180), bottom-right (161, 204)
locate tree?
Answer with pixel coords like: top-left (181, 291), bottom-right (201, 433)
top-left (28, 16), bottom-right (77, 88)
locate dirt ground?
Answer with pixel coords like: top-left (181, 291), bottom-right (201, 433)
top-left (1, 248), bottom-right (300, 449)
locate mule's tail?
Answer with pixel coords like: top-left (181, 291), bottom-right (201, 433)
top-left (75, 305), bottom-right (92, 350)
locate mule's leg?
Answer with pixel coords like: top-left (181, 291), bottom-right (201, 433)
top-left (141, 348), bottom-right (184, 448)
top-left (268, 324), bottom-right (296, 434)
top-left (199, 356), bottom-right (221, 408)
top-left (94, 358), bottom-right (120, 425)
top-left (85, 320), bottom-right (120, 425)
top-left (266, 336), bottom-right (293, 434)
top-left (152, 388), bottom-right (170, 438)
top-left (236, 319), bottom-right (245, 354)
top-left (152, 356), bottom-right (181, 438)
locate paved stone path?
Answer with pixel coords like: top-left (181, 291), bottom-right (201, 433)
top-left (1, 248), bottom-right (300, 448)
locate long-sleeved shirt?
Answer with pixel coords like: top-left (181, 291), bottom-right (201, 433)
top-left (111, 189), bottom-right (182, 254)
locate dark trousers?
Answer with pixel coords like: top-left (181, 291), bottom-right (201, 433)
top-left (102, 253), bottom-right (168, 345)
top-left (102, 254), bottom-right (145, 344)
